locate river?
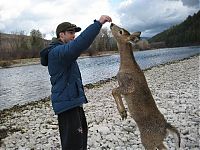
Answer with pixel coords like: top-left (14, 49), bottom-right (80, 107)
top-left (0, 46), bottom-right (199, 110)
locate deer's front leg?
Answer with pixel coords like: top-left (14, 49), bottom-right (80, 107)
top-left (112, 87), bottom-right (127, 120)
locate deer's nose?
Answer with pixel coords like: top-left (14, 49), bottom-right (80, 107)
top-left (110, 23), bottom-right (114, 29)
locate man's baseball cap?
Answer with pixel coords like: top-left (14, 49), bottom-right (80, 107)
top-left (56, 22), bottom-right (81, 37)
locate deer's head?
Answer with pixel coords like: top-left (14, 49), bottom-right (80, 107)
top-left (110, 23), bottom-right (141, 45)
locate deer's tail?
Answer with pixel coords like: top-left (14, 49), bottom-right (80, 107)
top-left (166, 123), bottom-right (181, 149)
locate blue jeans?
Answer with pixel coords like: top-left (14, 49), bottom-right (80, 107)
top-left (58, 107), bottom-right (88, 150)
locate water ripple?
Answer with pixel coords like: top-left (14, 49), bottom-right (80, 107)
top-left (0, 46), bottom-right (199, 110)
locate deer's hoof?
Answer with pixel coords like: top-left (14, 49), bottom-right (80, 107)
top-left (120, 110), bottom-right (127, 120)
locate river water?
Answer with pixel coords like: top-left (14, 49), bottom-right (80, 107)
top-left (0, 46), bottom-right (199, 110)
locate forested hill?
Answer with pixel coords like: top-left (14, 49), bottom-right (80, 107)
top-left (149, 10), bottom-right (200, 47)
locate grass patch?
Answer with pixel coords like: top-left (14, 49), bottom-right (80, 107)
top-left (0, 58), bottom-right (40, 68)
top-left (0, 61), bottom-right (14, 68)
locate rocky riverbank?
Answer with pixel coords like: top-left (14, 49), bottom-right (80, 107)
top-left (0, 55), bottom-right (199, 150)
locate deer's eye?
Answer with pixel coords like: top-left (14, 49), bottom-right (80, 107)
top-left (119, 30), bottom-right (123, 34)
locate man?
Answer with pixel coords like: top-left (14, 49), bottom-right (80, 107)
top-left (40, 15), bottom-right (112, 150)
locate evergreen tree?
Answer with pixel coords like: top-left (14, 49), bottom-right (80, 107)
top-left (30, 29), bottom-right (44, 50)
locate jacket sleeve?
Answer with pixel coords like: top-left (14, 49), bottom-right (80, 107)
top-left (55, 20), bottom-right (102, 64)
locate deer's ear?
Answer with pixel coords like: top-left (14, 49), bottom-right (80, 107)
top-left (131, 32), bottom-right (141, 37)
top-left (127, 32), bottom-right (141, 44)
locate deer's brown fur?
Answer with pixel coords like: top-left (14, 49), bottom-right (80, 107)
top-left (110, 23), bottom-right (180, 150)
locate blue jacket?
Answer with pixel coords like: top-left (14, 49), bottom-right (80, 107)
top-left (41, 20), bottom-right (102, 114)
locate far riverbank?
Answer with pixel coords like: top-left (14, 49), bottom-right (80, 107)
top-left (0, 51), bottom-right (118, 68)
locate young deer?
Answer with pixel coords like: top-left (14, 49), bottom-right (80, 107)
top-left (110, 23), bottom-right (180, 150)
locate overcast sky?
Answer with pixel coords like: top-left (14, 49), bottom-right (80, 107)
top-left (0, 0), bottom-right (199, 39)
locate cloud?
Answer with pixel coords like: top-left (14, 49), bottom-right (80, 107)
top-left (166, 0), bottom-right (199, 7)
top-left (116, 0), bottom-right (199, 37)
top-left (181, 0), bottom-right (199, 8)
top-left (0, 0), bottom-right (118, 39)
top-left (0, 0), bottom-right (199, 39)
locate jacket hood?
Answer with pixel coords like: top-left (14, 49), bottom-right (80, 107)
top-left (40, 38), bottom-right (63, 66)
top-left (50, 38), bottom-right (63, 46)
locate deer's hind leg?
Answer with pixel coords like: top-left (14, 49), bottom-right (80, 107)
top-left (143, 145), bottom-right (157, 150)
top-left (157, 143), bottom-right (168, 150)
top-left (112, 87), bottom-right (127, 120)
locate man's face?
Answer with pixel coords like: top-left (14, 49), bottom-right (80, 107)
top-left (60, 30), bottom-right (76, 43)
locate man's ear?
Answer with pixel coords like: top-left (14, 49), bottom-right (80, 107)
top-left (128, 31), bottom-right (141, 44)
top-left (59, 32), bottom-right (65, 38)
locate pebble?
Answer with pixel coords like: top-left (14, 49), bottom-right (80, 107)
top-left (0, 56), bottom-right (199, 149)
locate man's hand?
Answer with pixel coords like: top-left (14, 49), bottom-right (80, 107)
top-left (98, 15), bottom-right (112, 24)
